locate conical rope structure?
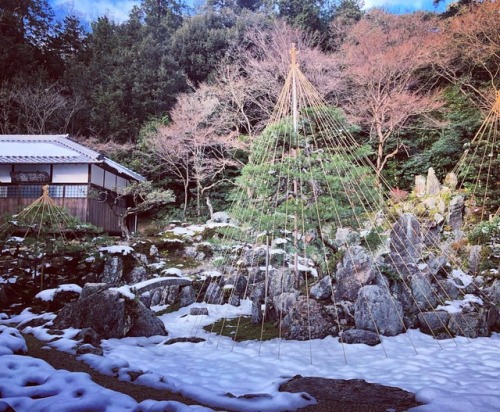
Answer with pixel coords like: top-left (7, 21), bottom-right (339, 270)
top-left (452, 89), bottom-right (500, 221)
top-left (185, 45), bottom-right (495, 363)
top-left (0, 185), bottom-right (77, 240)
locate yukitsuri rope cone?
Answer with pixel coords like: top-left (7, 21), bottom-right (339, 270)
top-left (452, 89), bottom-right (500, 221)
top-left (185, 46), bottom-right (495, 363)
top-left (0, 185), bottom-right (76, 240)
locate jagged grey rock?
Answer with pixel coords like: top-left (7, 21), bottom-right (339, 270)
top-left (179, 285), bottom-right (196, 307)
top-left (205, 282), bottom-right (224, 305)
top-left (341, 329), bottom-right (381, 346)
top-left (487, 280), bottom-right (500, 306)
top-left (310, 276), bottom-right (332, 300)
top-left (268, 267), bottom-right (296, 297)
top-left (468, 245), bottom-right (482, 275)
top-left (125, 266), bottom-right (148, 284)
top-left (448, 195), bottom-right (465, 232)
top-left (417, 311), bottom-right (451, 338)
top-left (52, 290), bottom-right (167, 339)
top-left (281, 297), bottom-right (336, 340)
top-left (80, 283), bottom-right (109, 300)
top-left (101, 256), bottom-right (124, 285)
top-left (448, 313), bottom-right (490, 338)
top-left (390, 213), bottom-right (423, 265)
top-left (410, 273), bottom-right (437, 310)
top-left (428, 255), bottom-right (447, 276)
top-left (243, 247), bottom-right (267, 267)
top-left (354, 285), bottom-right (404, 336)
top-left (335, 246), bottom-right (375, 302)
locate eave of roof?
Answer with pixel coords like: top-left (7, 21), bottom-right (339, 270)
top-left (0, 135), bottom-right (145, 182)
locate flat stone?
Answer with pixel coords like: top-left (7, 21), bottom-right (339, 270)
top-left (279, 376), bottom-right (422, 411)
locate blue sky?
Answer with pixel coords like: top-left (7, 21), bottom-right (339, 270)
top-left (50, 0), bottom-right (457, 23)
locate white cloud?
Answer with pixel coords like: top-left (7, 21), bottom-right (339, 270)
top-left (53, 0), bottom-right (140, 23)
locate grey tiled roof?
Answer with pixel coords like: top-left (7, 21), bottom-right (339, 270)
top-left (0, 135), bottom-right (145, 182)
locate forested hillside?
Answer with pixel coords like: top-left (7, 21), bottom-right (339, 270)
top-left (1, 0), bottom-right (498, 220)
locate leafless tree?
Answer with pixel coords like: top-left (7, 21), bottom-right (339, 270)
top-left (214, 21), bottom-right (345, 138)
top-left (433, 0), bottom-right (500, 109)
top-left (340, 10), bottom-right (444, 181)
top-left (11, 80), bottom-right (83, 134)
top-left (145, 82), bottom-right (244, 217)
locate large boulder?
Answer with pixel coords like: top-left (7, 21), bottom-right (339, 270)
top-left (417, 311), bottom-right (450, 338)
top-left (52, 290), bottom-right (167, 339)
top-left (335, 246), bottom-right (375, 302)
top-left (281, 296), bottom-right (336, 340)
top-left (354, 285), bottom-right (404, 336)
top-left (448, 312), bottom-right (490, 338)
top-left (310, 276), bottom-right (332, 300)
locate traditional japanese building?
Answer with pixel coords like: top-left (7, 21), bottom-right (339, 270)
top-left (0, 135), bottom-right (145, 234)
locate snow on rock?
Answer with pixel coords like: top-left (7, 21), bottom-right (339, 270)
top-left (0, 325), bottom-right (27, 355)
top-left (448, 269), bottom-right (473, 289)
top-left (435, 294), bottom-right (483, 314)
top-left (162, 267), bottom-right (183, 277)
top-left (35, 284), bottom-right (82, 302)
top-left (99, 245), bottom-right (134, 255)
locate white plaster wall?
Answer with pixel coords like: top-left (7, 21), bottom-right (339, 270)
top-left (90, 165), bottom-right (105, 187)
top-left (104, 170), bottom-right (117, 191)
top-left (52, 164), bottom-right (88, 183)
top-left (116, 176), bottom-right (128, 194)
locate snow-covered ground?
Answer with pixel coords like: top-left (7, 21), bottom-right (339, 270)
top-left (1, 300), bottom-right (500, 412)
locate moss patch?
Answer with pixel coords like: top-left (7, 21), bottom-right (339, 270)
top-left (203, 316), bottom-right (280, 342)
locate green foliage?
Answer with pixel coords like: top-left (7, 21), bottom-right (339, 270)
top-left (231, 107), bottom-right (381, 240)
top-left (171, 9), bottom-right (241, 83)
top-left (468, 217), bottom-right (500, 246)
top-left (384, 86), bottom-right (483, 189)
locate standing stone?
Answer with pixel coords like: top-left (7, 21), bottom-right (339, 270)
top-left (335, 246), bottom-right (375, 302)
top-left (204, 283), bottom-right (224, 305)
top-left (443, 172), bottom-right (458, 190)
top-left (426, 168), bottom-right (441, 196)
top-left (390, 213), bottom-right (422, 265)
top-left (468, 245), bottom-right (482, 275)
top-left (448, 195), bottom-right (464, 232)
top-left (268, 267), bottom-right (296, 297)
top-left (410, 273), bottom-right (437, 310)
top-left (101, 256), bottom-right (124, 285)
top-left (414, 175), bottom-right (426, 197)
top-left (125, 266), bottom-right (148, 284)
top-left (179, 285), bottom-right (196, 307)
top-left (354, 285), bottom-right (404, 336)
